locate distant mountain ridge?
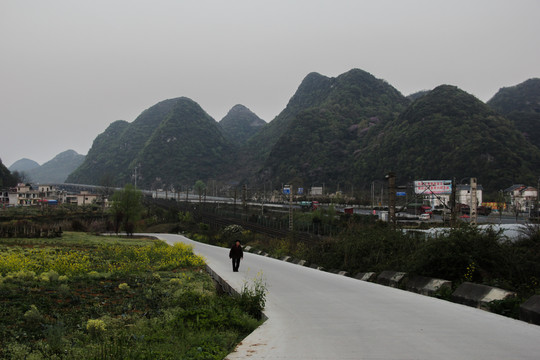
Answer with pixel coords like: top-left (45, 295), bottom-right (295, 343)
top-left (62, 69), bottom-right (540, 198)
top-left (67, 97), bottom-right (233, 188)
top-left (219, 104), bottom-right (266, 145)
top-left (487, 78), bottom-right (540, 150)
top-left (253, 69), bottom-right (410, 185)
top-left (356, 85), bottom-right (540, 192)
top-left (9, 150), bottom-right (85, 184)
top-left (9, 158), bottom-right (39, 172)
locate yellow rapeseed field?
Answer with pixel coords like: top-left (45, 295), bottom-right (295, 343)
top-left (0, 240), bottom-right (204, 276)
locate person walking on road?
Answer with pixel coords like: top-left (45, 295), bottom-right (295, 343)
top-left (229, 240), bottom-right (243, 272)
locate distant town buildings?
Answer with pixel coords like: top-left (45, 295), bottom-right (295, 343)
top-left (409, 180), bottom-right (537, 214)
top-left (0, 183), bottom-right (105, 207)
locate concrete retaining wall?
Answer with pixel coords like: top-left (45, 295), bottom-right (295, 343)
top-left (206, 264), bottom-right (239, 296)
top-left (354, 272), bottom-right (377, 282)
top-left (451, 282), bottom-right (516, 308)
top-left (405, 275), bottom-right (452, 296)
top-left (376, 271), bottom-right (407, 288)
top-left (520, 295), bottom-right (540, 325)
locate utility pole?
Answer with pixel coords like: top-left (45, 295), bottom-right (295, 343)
top-left (386, 172), bottom-right (396, 228)
top-left (451, 178), bottom-right (457, 227)
top-left (371, 181), bottom-right (374, 212)
top-left (288, 185), bottom-right (293, 231)
top-left (234, 187), bottom-right (237, 214)
top-left (470, 177), bottom-right (478, 225)
top-left (242, 184), bottom-right (247, 209)
top-left (132, 163), bottom-right (141, 188)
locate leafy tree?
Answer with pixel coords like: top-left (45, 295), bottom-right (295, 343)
top-left (11, 170), bottom-right (30, 183)
top-left (0, 159), bottom-right (18, 188)
top-left (111, 184), bottom-right (143, 236)
top-left (194, 180), bottom-right (206, 203)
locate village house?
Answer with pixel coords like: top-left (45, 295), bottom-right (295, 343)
top-left (1, 190), bottom-right (10, 206)
top-left (10, 184), bottom-right (67, 205)
top-left (504, 184), bottom-right (538, 213)
top-left (455, 184), bottom-right (484, 207)
top-left (65, 191), bottom-right (103, 206)
top-left (0, 184), bottom-right (104, 207)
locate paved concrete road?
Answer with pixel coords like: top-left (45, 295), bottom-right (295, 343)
top-left (152, 234), bottom-right (540, 359)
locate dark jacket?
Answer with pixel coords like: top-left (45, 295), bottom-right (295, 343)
top-left (229, 244), bottom-right (243, 259)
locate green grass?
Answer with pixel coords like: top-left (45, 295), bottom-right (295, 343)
top-left (0, 231), bottom-right (157, 248)
top-left (0, 233), bottom-right (262, 359)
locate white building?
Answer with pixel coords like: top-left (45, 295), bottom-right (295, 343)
top-left (418, 183), bottom-right (483, 210)
top-left (65, 191), bottom-right (103, 206)
top-left (504, 184), bottom-right (538, 212)
top-left (3, 183), bottom-right (67, 206)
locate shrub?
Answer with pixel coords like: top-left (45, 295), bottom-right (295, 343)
top-left (222, 225), bottom-right (244, 243)
top-left (24, 305), bottom-right (43, 325)
top-left (198, 222), bottom-right (210, 231)
top-left (411, 226), bottom-right (507, 283)
top-left (118, 283), bottom-right (130, 291)
top-left (10, 270), bottom-right (37, 282)
top-left (486, 297), bottom-right (522, 319)
top-left (86, 319), bottom-right (107, 338)
top-left (39, 270), bottom-right (59, 282)
top-left (58, 283), bottom-right (70, 297)
top-left (238, 272), bottom-right (267, 320)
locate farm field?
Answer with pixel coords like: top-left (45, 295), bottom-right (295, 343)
top-left (0, 232), bottom-right (261, 359)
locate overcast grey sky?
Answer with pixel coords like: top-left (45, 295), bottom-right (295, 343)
top-left (1, 0), bottom-right (539, 167)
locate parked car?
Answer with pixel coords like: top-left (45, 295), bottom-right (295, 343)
top-left (419, 213), bottom-right (431, 220)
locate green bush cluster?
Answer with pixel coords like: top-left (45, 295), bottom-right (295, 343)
top-left (238, 272), bottom-right (267, 320)
top-left (306, 224), bottom-right (540, 298)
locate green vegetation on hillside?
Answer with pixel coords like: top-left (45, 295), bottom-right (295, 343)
top-left (66, 120), bottom-right (131, 186)
top-left (67, 97), bottom-right (234, 188)
top-left (488, 78), bottom-right (540, 150)
top-left (219, 104), bottom-right (266, 144)
top-left (0, 159), bottom-right (18, 188)
top-left (258, 69), bottom-right (409, 187)
top-left (355, 85), bottom-right (540, 195)
top-left (61, 70), bottom-right (540, 198)
top-left (136, 98), bottom-right (233, 189)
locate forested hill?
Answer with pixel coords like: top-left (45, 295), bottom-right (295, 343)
top-left (67, 97), bottom-right (234, 188)
top-left (9, 158), bottom-right (39, 173)
top-left (66, 120), bottom-right (131, 185)
top-left (487, 78), bottom-right (540, 150)
top-left (243, 72), bottom-right (336, 164)
top-left (134, 97), bottom-right (233, 188)
top-left (0, 159), bottom-right (17, 188)
top-left (64, 69), bottom-right (540, 197)
top-left (219, 104), bottom-right (266, 145)
top-left (353, 85), bottom-right (540, 193)
top-left (26, 150), bottom-right (85, 184)
top-left (256, 68), bottom-right (410, 185)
